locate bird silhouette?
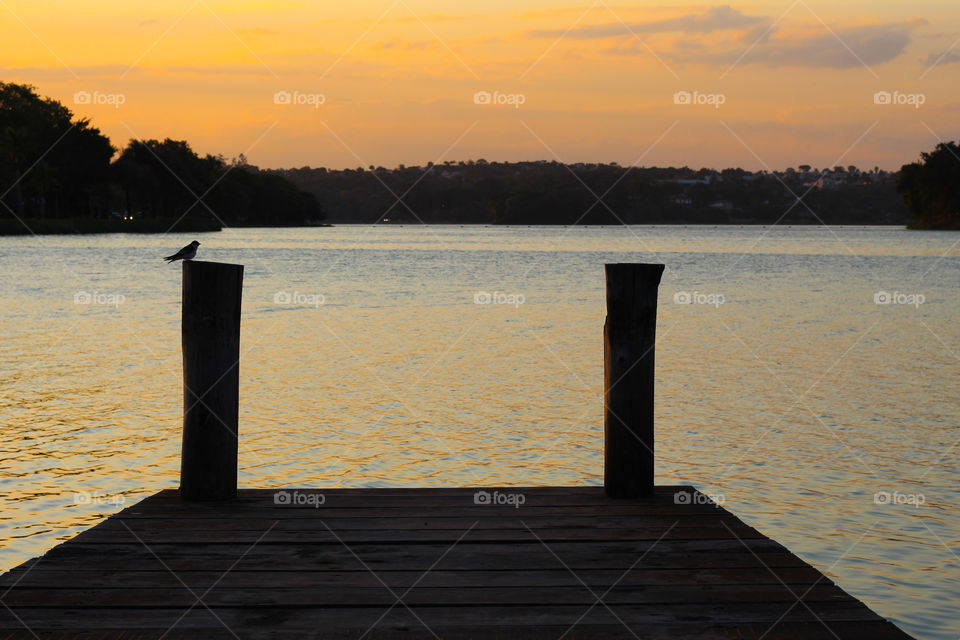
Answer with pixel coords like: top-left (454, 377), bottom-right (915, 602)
top-left (164, 240), bottom-right (200, 262)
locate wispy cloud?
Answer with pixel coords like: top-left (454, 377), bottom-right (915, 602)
top-left (392, 13), bottom-right (468, 23)
top-left (374, 37), bottom-right (434, 50)
top-left (743, 22), bottom-right (920, 68)
top-left (164, 64), bottom-right (279, 76)
top-left (527, 6), bottom-right (766, 39)
top-left (925, 49), bottom-right (960, 66)
top-left (605, 20), bottom-right (922, 69)
top-left (0, 64), bottom-right (131, 79)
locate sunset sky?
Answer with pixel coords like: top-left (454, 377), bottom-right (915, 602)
top-left (2, 0), bottom-right (958, 170)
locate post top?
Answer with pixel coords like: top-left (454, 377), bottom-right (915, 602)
top-left (605, 263), bottom-right (665, 273)
top-left (604, 263), bottom-right (665, 312)
top-left (182, 260), bottom-right (245, 270)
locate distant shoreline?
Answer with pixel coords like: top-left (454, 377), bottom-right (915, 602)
top-left (0, 217), bottom-right (222, 236)
top-left (0, 218), bottom-right (335, 236)
top-left (0, 220), bottom-right (930, 236)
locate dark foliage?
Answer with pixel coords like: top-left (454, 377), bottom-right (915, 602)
top-left (0, 82), bottom-right (114, 219)
top-left (275, 161), bottom-right (909, 225)
top-left (897, 142), bottom-right (960, 230)
top-left (0, 83), bottom-right (324, 226)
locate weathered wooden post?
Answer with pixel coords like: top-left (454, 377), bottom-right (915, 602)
top-left (180, 260), bottom-right (243, 501)
top-left (604, 263), bottom-right (665, 498)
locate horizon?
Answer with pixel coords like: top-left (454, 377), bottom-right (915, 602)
top-left (2, 1), bottom-right (957, 172)
top-left (265, 159), bottom-right (900, 173)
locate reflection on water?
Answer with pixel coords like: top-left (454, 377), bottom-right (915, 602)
top-left (0, 225), bottom-right (957, 639)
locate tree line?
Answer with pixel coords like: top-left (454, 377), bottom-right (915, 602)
top-left (3, 81), bottom-right (955, 230)
top-left (275, 161), bottom-right (911, 226)
top-left (0, 82), bottom-right (323, 228)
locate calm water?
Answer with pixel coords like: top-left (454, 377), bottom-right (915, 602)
top-left (0, 225), bottom-right (957, 638)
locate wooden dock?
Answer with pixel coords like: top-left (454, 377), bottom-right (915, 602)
top-left (0, 263), bottom-right (913, 637)
top-left (0, 486), bottom-right (910, 639)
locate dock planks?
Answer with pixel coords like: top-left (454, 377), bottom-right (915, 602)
top-left (0, 486), bottom-right (912, 639)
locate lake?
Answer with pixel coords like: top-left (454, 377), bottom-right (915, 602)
top-left (0, 225), bottom-right (957, 639)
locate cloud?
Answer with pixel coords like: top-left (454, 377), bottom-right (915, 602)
top-left (391, 13), bottom-right (467, 23)
top-left (374, 38), bottom-right (433, 51)
top-left (0, 65), bottom-right (131, 79)
top-left (925, 49), bottom-right (960, 67)
top-left (527, 5), bottom-right (766, 39)
top-left (744, 22), bottom-right (918, 68)
top-left (164, 65), bottom-right (277, 76)
top-left (236, 27), bottom-right (278, 38)
top-left (605, 20), bottom-right (921, 69)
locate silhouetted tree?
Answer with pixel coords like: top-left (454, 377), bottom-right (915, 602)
top-left (113, 138), bottom-right (324, 225)
top-left (0, 82), bottom-right (113, 219)
top-left (898, 142), bottom-right (960, 230)
top-left (0, 82), bottom-right (323, 228)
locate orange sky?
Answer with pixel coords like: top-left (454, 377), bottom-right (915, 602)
top-left (2, 1), bottom-right (958, 170)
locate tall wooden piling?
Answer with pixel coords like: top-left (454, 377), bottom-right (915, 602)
top-left (180, 260), bottom-right (244, 501)
top-left (604, 263), bottom-right (665, 498)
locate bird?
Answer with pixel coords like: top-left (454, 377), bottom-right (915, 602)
top-left (164, 240), bottom-right (200, 262)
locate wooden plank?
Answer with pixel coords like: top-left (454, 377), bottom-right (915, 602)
top-left (11, 553), bottom-right (813, 573)
top-left (35, 538), bottom-right (794, 560)
top-left (119, 501), bottom-right (733, 518)
top-left (124, 502), bottom-right (730, 516)
top-left (0, 583), bottom-right (852, 607)
top-left (142, 486), bottom-right (685, 502)
top-left (0, 602), bottom-right (888, 629)
top-left (0, 567), bottom-right (831, 589)
top-left (93, 513), bottom-right (756, 531)
top-left (131, 498), bottom-right (722, 511)
top-left (133, 486), bottom-right (720, 509)
top-left (69, 526), bottom-right (768, 544)
top-left (146, 486), bottom-right (657, 497)
top-left (90, 507), bottom-right (748, 523)
top-left (0, 621), bottom-right (914, 640)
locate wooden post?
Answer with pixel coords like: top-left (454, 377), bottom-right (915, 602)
top-left (180, 260), bottom-right (244, 501)
top-left (604, 263), bottom-right (665, 498)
